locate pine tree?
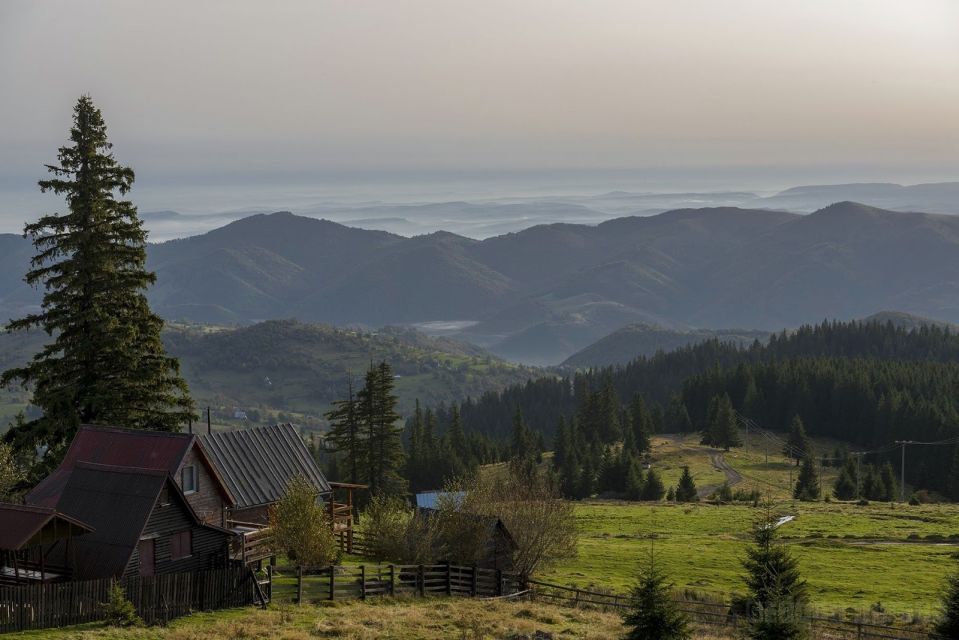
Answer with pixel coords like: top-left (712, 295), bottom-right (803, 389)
top-left (666, 394), bottom-right (692, 436)
top-left (623, 547), bottom-right (690, 640)
top-left (357, 362), bottom-right (404, 495)
top-left (704, 394), bottom-right (741, 451)
top-left (793, 455), bottom-right (820, 501)
top-left (675, 465), bottom-right (698, 502)
top-left (783, 415), bottom-right (811, 467)
top-left (880, 462), bottom-right (898, 503)
top-left (324, 374), bottom-right (362, 484)
top-left (1, 96), bottom-right (193, 462)
top-left (642, 468), bottom-right (666, 501)
top-left (936, 567), bottom-right (959, 639)
top-left (833, 458), bottom-right (858, 500)
top-left (742, 510), bottom-right (809, 640)
top-left (629, 394), bottom-right (653, 453)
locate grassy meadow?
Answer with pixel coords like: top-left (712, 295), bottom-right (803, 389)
top-left (14, 597), bottom-right (632, 640)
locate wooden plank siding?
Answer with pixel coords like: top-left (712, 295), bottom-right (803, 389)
top-left (178, 448), bottom-right (229, 527)
top-left (123, 486), bottom-right (230, 580)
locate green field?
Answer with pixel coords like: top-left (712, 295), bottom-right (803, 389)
top-left (542, 499), bottom-right (956, 615)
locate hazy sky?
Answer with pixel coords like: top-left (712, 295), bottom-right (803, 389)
top-left (1, 0), bottom-right (958, 215)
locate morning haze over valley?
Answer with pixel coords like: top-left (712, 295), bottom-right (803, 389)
top-left (1, 2), bottom-right (959, 639)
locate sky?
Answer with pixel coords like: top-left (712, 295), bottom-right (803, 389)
top-left (1, 0), bottom-right (958, 226)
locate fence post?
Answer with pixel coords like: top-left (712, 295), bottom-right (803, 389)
top-left (329, 567), bottom-right (335, 601)
top-left (857, 622), bottom-right (863, 640)
top-left (470, 564), bottom-right (477, 597)
top-left (574, 589), bottom-right (580, 607)
top-left (296, 567), bottom-right (303, 605)
top-left (445, 562), bottom-right (452, 596)
top-left (495, 569), bottom-right (503, 597)
top-left (360, 565), bottom-right (366, 600)
top-left (388, 564), bottom-right (395, 596)
top-left (266, 565), bottom-right (273, 603)
top-left (418, 565), bottom-right (425, 597)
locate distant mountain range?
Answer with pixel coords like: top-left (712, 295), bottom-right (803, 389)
top-left (4, 200), bottom-right (959, 365)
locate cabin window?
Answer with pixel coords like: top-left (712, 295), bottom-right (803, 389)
top-left (182, 465), bottom-right (198, 494)
top-left (170, 530), bottom-right (192, 560)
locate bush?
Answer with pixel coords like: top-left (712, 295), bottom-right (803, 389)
top-left (269, 475), bottom-right (337, 567)
top-left (100, 581), bottom-right (141, 627)
top-left (362, 494), bottom-right (440, 564)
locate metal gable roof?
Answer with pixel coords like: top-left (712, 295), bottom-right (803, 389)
top-left (198, 423), bottom-right (331, 509)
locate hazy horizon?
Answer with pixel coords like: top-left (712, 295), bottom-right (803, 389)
top-left (2, 1), bottom-right (958, 234)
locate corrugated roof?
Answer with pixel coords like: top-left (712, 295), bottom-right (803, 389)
top-left (198, 423), bottom-right (331, 509)
top-left (54, 463), bottom-right (169, 579)
top-left (27, 425), bottom-right (195, 508)
top-left (415, 491), bottom-right (466, 510)
top-left (0, 503), bottom-right (94, 550)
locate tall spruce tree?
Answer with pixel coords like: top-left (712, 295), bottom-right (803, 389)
top-left (783, 415), bottom-right (811, 466)
top-left (324, 374), bottom-right (362, 484)
top-left (1, 96), bottom-right (193, 463)
top-left (357, 361), bottom-right (404, 495)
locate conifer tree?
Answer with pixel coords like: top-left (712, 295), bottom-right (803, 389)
top-left (783, 415), bottom-right (811, 466)
top-left (936, 567), bottom-right (959, 639)
top-left (793, 455), bottom-right (820, 501)
top-left (1, 96), bottom-right (193, 462)
top-left (675, 465), bottom-right (698, 502)
top-left (742, 510), bottom-right (809, 640)
top-left (642, 468), bottom-right (666, 501)
top-left (357, 362), bottom-right (404, 495)
top-left (703, 393), bottom-right (741, 451)
top-left (629, 394), bottom-right (653, 453)
top-left (324, 374), bottom-right (362, 484)
top-left (833, 458), bottom-right (858, 500)
top-left (879, 462), bottom-right (898, 503)
top-left (623, 547), bottom-right (690, 640)
top-left (666, 393), bottom-right (693, 436)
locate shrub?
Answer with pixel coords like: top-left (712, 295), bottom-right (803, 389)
top-left (100, 581), bottom-right (141, 627)
top-left (269, 475), bottom-right (337, 567)
top-left (361, 494), bottom-right (440, 564)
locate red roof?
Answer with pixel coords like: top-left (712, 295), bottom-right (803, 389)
top-left (26, 425), bottom-right (196, 508)
top-left (0, 503), bottom-right (93, 550)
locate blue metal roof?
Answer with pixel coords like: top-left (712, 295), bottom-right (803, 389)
top-left (415, 490), bottom-right (465, 510)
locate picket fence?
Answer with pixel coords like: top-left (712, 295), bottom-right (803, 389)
top-left (0, 564), bottom-right (262, 633)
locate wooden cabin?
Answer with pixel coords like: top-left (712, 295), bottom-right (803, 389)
top-left (0, 503), bottom-right (94, 585)
top-left (197, 423), bottom-right (333, 526)
top-left (49, 463), bottom-right (233, 580)
top-left (26, 425), bottom-right (234, 527)
top-left (415, 491), bottom-right (517, 572)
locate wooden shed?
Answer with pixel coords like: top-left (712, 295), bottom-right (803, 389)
top-left (0, 503), bottom-right (93, 584)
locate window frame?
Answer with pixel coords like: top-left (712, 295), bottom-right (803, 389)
top-left (181, 465), bottom-right (198, 494)
top-left (170, 530), bottom-right (193, 561)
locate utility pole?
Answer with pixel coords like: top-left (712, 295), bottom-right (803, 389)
top-left (895, 441), bottom-right (911, 502)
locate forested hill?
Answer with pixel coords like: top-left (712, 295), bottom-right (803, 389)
top-left (0, 320), bottom-right (536, 429)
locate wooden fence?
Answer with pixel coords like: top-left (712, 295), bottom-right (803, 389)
top-left (526, 580), bottom-right (936, 640)
top-left (0, 564), bottom-right (263, 633)
top-left (288, 564), bottom-right (524, 604)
